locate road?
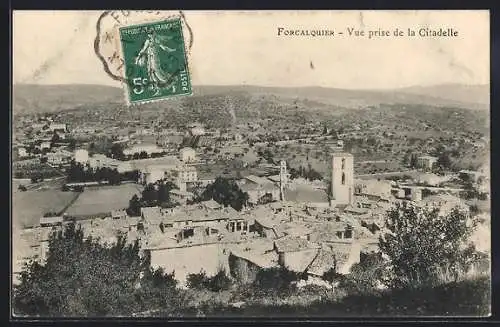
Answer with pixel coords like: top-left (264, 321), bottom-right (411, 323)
top-left (356, 170), bottom-right (419, 179)
top-left (398, 184), bottom-right (465, 192)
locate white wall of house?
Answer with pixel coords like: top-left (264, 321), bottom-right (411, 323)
top-left (279, 248), bottom-right (319, 273)
top-left (148, 243), bottom-right (230, 286)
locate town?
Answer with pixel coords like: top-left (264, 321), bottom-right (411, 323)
top-left (12, 95), bottom-right (490, 292)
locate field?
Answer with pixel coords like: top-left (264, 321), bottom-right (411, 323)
top-left (13, 190), bottom-right (80, 229)
top-left (65, 183), bottom-right (142, 218)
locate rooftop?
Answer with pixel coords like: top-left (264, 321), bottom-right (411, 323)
top-left (306, 247), bottom-right (338, 276)
top-left (245, 175), bottom-right (274, 186)
top-left (331, 152), bottom-right (353, 158)
top-left (274, 236), bottom-right (320, 253)
top-left (284, 185), bottom-right (329, 204)
top-left (229, 239), bottom-right (278, 269)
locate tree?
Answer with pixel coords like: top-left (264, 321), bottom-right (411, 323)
top-left (67, 138), bottom-right (77, 151)
top-left (200, 177), bottom-right (249, 211)
top-left (337, 253), bottom-right (385, 296)
top-left (379, 202), bottom-right (479, 289)
top-left (322, 125), bottom-right (328, 135)
top-left (436, 152), bottom-right (452, 170)
top-left (127, 194), bottom-right (141, 217)
top-left (13, 223), bottom-right (185, 317)
top-left (110, 143), bottom-right (125, 160)
top-left (186, 270), bottom-right (209, 290)
top-left (322, 262), bottom-right (342, 287)
top-left (142, 183), bottom-right (158, 207)
top-left (252, 266), bottom-right (302, 296)
top-left (207, 268), bottom-right (232, 292)
top-left (50, 132), bottom-right (61, 147)
top-left (108, 168), bottom-right (122, 185)
top-left (409, 154), bottom-right (418, 168)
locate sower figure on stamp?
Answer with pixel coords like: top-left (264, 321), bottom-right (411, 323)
top-left (134, 30), bottom-right (176, 96)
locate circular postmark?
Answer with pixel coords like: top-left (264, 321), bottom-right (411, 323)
top-left (94, 10), bottom-right (194, 93)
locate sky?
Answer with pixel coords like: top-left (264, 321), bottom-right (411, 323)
top-left (13, 10), bottom-right (490, 89)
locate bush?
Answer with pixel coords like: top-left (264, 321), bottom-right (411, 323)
top-left (186, 270), bottom-right (210, 290)
top-left (186, 268), bottom-right (232, 292)
top-left (252, 267), bottom-right (302, 296)
top-left (379, 202), bottom-right (480, 289)
top-left (337, 253), bottom-right (385, 296)
top-left (207, 268), bottom-right (232, 292)
top-left (13, 223), bottom-right (186, 317)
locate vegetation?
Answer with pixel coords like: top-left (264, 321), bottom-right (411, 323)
top-left (13, 223), bottom-right (188, 317)
top-left (192, 177), bottom-right (249, 211)
top-left (289, 164), bottom-right (323, 181)
top-left (13, 200), bottom-right (490, 318)
top-left (186, 268), bottom-right (232, 292)
top-left (66, 160), bottom-right (139, 185)
top-left (379, 202), bottom-right (482, 289)
top-left (127, 180), bottom-right (179, 216)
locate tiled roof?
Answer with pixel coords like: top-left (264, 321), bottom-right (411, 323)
top-left (245, 175), bottom-right (273, 186)
top-left (284, 186), bottom-right (329, 203)
top-left (202, 200), bottom-right (222, 210)
top-left (274, 236), bottom-right (320, 253)
top-left (306, 248), bottom-right (338, 276)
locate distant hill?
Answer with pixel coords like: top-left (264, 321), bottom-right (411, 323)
top-left (12, 83), bottom-right (489, 115)
top-left (395, 83), bottom-right (489, 107)
top-left (13, 84), bottom-right (123, 115)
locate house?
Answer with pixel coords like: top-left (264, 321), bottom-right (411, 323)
top-left (305, 247), bottom-right (339, 279)
top-left (274, 236), bottom-right (321, 273)
top-left (170, 189), bottom-right (195, 205)
top-left (111, 210), bottom-right (127, 219)
top-left (39, 216), bottom-right (63, 227)
top-left (190, 125), bottom-right (205, 136)
top-left (202, 199), bottom-right (223, 211)
top-left (49, 123), bottom-right (67, 133)
top-left (179, 147), bottom-right (196, 163)
top-left (421, 194), bottom-right (467, 215)
top-left (46, 151), bottom-right (72, 165)
top-left (253, 214), bottom-right (286, 239)
top-left (416, 155), bottom-right (438, 171)
top-left (283, 184), bottom-right (330, 208)
top-left (227, 215), bottom-right (254, 234)
top-left (239, 175), bottom-right (281, 205)
top-left (354, 179), bottom-right (392, 198)
top-left (228, 239), bottom-right (279, 284)
top-left (17, 147), bottom-right (28, 158)
top-left (308, 221), bottom-right (354, 242)
top-left (459, 170), bottom-right (485, 183)
top-left (343, 205), bottom-right (369, 216)
top-left (131, 156), bottom-right (182, 184)
top-left (123, 144), bottom-right (165, 157)
top-left (40, 141), bottom-right (51, 151)
top-left (174, 165), bottom-right (198, 183)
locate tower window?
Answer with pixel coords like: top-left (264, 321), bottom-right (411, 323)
top-left (342, 172), bottom-right (346, 185)
top-left (341, 158), bottom-right (345, 170)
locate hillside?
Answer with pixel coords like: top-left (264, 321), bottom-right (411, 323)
top-left (12, 83), bottom-right (489, 115)
top-left (397, 83), bottom-right (490, 107)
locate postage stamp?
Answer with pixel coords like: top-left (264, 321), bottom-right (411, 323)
top-left (118, 18), bottom-right (192, 104)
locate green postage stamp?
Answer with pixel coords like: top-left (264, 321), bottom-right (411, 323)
top-left (118, 18), bottom-right (192, 104)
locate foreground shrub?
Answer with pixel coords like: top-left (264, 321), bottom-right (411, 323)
top-left (186, 268), bottom-right (232, 292)
top-left (13, 223), bottom-right (185, 317)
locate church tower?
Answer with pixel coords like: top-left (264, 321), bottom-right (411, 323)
top-left (279, 160), bottom-right (288, 201)
top-left (331, 152), bottom-right (354, 206)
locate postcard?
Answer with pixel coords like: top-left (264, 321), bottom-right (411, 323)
top-left (12, 10), bottom-right (490, 318)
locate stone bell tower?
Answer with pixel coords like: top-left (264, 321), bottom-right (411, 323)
top-left (331, 152), bottom-right (354, 206)
top-left (279, 160), bottom-right (289, 201)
